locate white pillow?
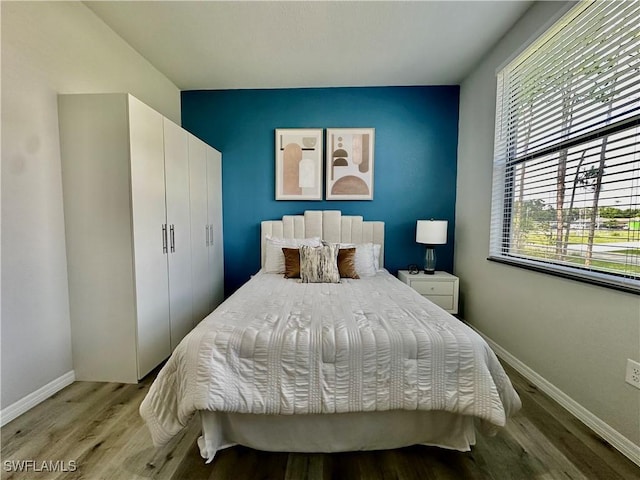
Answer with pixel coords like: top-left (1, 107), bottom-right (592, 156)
top-left (373, 243), bottom-right (382, 270)
top-left (264, 236), bottom-right (321, 273)
top-left (355, 243), bottom-right (378, 277)
top-left (336, 242), bottom-right (378, 277)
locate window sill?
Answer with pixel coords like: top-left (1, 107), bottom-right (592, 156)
top-left (487, 256), bottom-right (640, 295)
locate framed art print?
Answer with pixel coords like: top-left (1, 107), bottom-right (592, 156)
top-left (326, 128), bottom-right (374, 200)
top-left (275, 129), bottom-right (323, 200)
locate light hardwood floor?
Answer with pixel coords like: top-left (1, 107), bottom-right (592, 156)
top-left (1, 363), bottom-right (639, 479)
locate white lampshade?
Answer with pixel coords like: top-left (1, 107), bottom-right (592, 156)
top-left (416, 220), bottom-right (448, 245)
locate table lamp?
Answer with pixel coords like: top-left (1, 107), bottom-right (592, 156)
top-left (416, 220), bottom-right (448, 274)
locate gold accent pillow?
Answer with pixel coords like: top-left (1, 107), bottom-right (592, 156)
top-left (337, 248), bottom-right (360, 279)
top-left (282, 247), bottom-right (301, 278)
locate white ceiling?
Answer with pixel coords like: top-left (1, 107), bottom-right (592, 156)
top-left (85, 1), bottom-right (533, 91)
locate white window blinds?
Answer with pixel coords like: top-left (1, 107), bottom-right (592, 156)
top-left (490, 0), bottom-right (640, 292)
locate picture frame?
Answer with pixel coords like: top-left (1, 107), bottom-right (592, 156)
top-left (326, 128), bottom-right (375, 200)
top-left (275, 128), bottom-right (323, 200)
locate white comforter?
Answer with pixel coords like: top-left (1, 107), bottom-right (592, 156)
top-left (140, 270), bottom-right (521, 447)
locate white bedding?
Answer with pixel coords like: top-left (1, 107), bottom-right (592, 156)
top-left (140, 270), bottom-right (521, 448)
top-left (197, 409), bottom-right (478, 461)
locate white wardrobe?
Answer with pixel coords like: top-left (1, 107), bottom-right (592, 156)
top-left (59, 93), bottom-right (224, 383)
top-left (187, 136), bottom-right (224, 322)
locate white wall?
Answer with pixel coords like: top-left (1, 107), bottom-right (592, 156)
top-left (456, 0), bottom-right (640, 457)
top-left (1, 1), bottom-right (180, 410)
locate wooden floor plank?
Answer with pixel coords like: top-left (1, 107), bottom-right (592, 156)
top-left (1, 364), bottom-right (638, 480)
top-left (506, 365), bottom-right (640, 480)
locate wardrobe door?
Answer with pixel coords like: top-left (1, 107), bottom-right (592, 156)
top-left (189, 134), bottom-right (212, 323)
top-left (163, 118), bottom-right (194, 350)
top-left (206, 146), bottom-right (224, 309)
top-left (128, 95), bottom-right (171, 378)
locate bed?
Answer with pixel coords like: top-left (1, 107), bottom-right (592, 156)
top-left (140, 210), bottom-right (521, 462)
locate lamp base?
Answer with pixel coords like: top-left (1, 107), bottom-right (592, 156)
top-left (424, 246), bottom-right (436, 275)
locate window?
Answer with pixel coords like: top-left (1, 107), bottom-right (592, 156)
top-left (490, 0), bottom-right (640, 293)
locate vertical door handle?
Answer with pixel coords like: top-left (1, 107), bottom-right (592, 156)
top-left (170, 224), bottom-right (175, 253)
top-left (162, 224), bottom-right (168, 254)
top-left (205, 224), bottom-right (210, 246)
top-left (209, 225), bottom-right (214, 247)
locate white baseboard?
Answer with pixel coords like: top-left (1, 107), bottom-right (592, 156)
top-left (471, 327), bottom-right (640, 468)
top-left (1, 370), bottom-right (75, 427)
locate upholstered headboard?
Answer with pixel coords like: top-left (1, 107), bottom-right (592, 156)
top-left (261, 210), bottom-right (385, 268)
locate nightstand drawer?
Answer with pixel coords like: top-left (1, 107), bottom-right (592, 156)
top-left (424, 294), bottom-right (454, 311)
top-left (411, 281), bottom-right (454, 296)
top-left (398, 270), bottom-right (459, 314)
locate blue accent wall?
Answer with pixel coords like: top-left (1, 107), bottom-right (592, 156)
top-left (181, 86), bottom-right (459, 294)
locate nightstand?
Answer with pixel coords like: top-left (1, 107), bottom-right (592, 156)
top-left (398, 270), bottom-right (459, 314)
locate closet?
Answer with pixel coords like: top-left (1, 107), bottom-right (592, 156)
top-left (163, 118), bottom-right (194, 351)
top-left (188, 136), bottom-right (224, 323)
top-left (59, 93), bottom-right (223, 383)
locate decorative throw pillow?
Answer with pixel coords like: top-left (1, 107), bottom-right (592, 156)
top-left (299, 244), bottom-right (341, 283)
top-left (264, 236), bottom-right (321, 273)
top-left (282, 248), bottom-right (301, 278)
top-left (337, 248), bottom-right (359, 279)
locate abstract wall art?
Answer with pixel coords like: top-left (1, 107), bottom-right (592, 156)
top-left (326, 128), bottom-right (375, 200)
top-left (275, 129), bottom-right (323, 200)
